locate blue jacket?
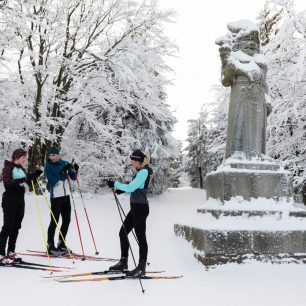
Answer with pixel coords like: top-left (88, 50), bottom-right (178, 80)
top-left (44, 159), bottom-right (76, 199)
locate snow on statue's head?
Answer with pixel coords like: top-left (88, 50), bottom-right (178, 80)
top-left (216, 20), bottom-right (260, 57)
top-left (215, 20), bottom-right (267, 89)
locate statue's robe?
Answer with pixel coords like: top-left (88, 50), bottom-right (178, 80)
top-left (225, 73), bottom-right (267, 159)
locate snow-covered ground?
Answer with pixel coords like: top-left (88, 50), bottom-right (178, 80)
top-left (1, 186), bottom-right (306, 306)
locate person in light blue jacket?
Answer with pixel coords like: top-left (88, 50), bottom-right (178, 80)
top-left (107, 149), bottom-right (153, 277)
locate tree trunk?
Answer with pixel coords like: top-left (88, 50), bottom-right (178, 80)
top-left (198, 166), bottom-right (203, 189)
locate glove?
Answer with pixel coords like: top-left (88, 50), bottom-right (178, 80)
top-left (107, 180), bottom-right (115, 188)
top-left (72, 163), bottom-right (79, 172)
top-left (27, 172), bottom-right (37, 182)
top-left (35, 169), bottom-right (43, 178)
top-left (60, 163), bottom-right (71, 174)
top-left (115, 189), bottom-right (125, 195)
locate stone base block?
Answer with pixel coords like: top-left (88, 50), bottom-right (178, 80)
top-left (205, 168), bottom-right (292, 202)
top-left (174, 224), bottom-right (306, 255)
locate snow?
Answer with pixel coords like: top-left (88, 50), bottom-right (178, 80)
top-left (1, 187), bottom-right (306, 306)
top-left (227, 19), bottom-right (259, 34)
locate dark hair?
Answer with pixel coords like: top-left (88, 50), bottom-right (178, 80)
top-left (12, 148), bottom-right (27, 161)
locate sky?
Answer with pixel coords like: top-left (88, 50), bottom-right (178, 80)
top-left (158, 0), bottom-right (267, 142)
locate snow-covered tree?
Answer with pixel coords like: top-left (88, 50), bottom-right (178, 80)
top-left (0, 0), bottom-right (179, 193)
top-left (185, 85), bottom-right (229, 188)
top-left (257, 0), bottom-right (306, 196)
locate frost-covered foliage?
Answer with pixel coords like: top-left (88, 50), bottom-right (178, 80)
top-left (0, 0), bottom-right (179, 193)
top-left (258, 0), bottom-right (306, 194)
top-left (185, 117), bottom-right (208, 188)
top-left (150, 139), bottom-right (184, 193)
top-left (185, 86), bottom-right (229, 188)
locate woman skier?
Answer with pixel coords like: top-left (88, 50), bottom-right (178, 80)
top-left (0, 149), bottom-right (42, 264)
top-left (107, 149), bottom-right (153, 277)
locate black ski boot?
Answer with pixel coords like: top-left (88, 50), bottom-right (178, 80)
top-left (57, 240), bottom-right (72, 254)
top-left (109, 257), bottom-right (128, 271)
top-left (126, 260), bottom-right (146, 278)
top-left (7, 252), bottom-right (22, 263)
top-left (47, 243), bottom-right (63, 256)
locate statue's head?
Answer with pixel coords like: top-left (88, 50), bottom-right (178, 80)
top-left (233, 31), bottom-right (260, 56)
top-left (216, 20), bottom-right (260, 57)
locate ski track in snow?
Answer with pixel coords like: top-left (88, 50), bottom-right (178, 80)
top-left (1, 187), bottom-right (306, 306)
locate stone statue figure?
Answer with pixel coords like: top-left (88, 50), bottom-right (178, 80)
top-left (216, 20), bottom-right (271, 160)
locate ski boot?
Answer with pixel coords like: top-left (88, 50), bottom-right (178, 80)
top-left (7, 252), bottom-right (22, 263)
top-left (0, 255), bottom-right (14, 265)
top-left (126, 260), bottom-right (146, 278)
top-left (57, 240), bottom-right (72, 254)
top-left (47, 243), bottom-right (63, 257)
top-left (109, 257), bottom-right (128, 271)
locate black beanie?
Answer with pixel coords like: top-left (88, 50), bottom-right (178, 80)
top-left (130, 149), bottom-right (146, 163)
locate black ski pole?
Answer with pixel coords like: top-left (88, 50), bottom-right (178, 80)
top-left (111, 188), bottom-right (145, 294)
top-left (113, 192), bottom-right (139, 244)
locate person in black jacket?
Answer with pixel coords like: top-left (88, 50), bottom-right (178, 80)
top-left (0, 149), bottom-right (42, 264)
top-left (107, 149), bottom-right (153, 277)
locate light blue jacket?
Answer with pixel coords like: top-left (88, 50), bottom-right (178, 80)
top-left (114, 169), bottom-right (148, 193)
top-left (114, 165), bottom-right (153, 204)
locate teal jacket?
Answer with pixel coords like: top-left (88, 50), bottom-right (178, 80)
top-left (114, 165), bottom-right (153, 204)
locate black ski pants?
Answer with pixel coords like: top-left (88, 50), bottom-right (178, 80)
top-left (0, 193), bottom-right (25, 256)
top-left (119, 202), bottom-right (149, 262)
top-left (47, 195), bottom-right (71, 245)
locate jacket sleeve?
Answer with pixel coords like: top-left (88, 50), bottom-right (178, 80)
top-left (114, 169), bottom-right (148, 193)
top-left (44, 164), bottom-right (61, 187)
top-left (2, 165), bottom-right (26, 186)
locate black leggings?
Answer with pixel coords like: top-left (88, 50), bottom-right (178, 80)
top-left (119, 203), bottom-right (149, 261)
top-left (0, 193), bottom-right (25, 256)
top-left (47, 196), bottom-right (71, 245)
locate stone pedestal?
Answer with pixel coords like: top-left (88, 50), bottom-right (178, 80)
top-left (174, 160), bottom-right (306, 266)
top-left (174, 203), bottom-right (306, 266)
top-left (206, 159), bottom-right (293, 202)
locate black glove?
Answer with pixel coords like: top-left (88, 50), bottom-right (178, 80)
top-left (107, 180), bottom-right (115, 188)
top-left (60, 163), bottom-right (71, 174)
top-left (72, 163), bottom-right (79, 172)
top-left (27, 172), bottom-right (37, 181)
top-left (35, 169), bottom-right (43, 178)
top-left (115, 189), bottom-right (125, 195)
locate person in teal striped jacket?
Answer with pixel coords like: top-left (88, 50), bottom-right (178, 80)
top-left (107, 149), bottom-right (153, 277)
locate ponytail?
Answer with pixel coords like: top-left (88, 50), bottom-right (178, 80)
top-left (141, 155), bottom-right (150, 167)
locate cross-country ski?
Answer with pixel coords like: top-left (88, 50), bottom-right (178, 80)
top-left (56, 275), bottom-right (184, 283)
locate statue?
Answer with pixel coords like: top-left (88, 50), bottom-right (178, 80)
top-left (216, 20), bottom-right (271, 160)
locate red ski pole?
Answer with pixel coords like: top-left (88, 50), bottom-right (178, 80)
top-left (74, 170), bottom-right (99, 255)
top-left (66, 171), bottom-right (86, 261)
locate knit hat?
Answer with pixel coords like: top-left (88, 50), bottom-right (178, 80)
top-left (48, 148), bottom-right (60, 155)
top-left (130, 149), bottom-right (146, 163)
top-left (12, 148), bottom-right (27, 161)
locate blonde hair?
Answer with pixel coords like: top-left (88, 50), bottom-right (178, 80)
top-left (140, 155), bottom-right (150, 168)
